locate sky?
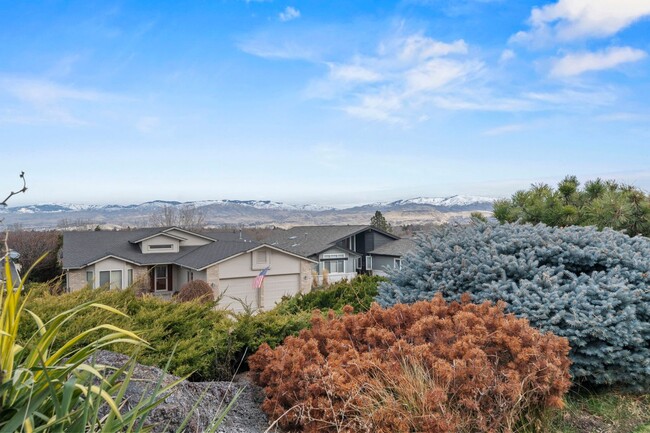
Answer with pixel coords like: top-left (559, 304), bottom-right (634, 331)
top-left (1, 0), bottom-right (649, 207)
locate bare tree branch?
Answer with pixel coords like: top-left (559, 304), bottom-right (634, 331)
top-left (1, 172), bottom-right (27, 207)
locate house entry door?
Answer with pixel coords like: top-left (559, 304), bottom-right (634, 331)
top-left (154, 265), bottom-right (168, 291)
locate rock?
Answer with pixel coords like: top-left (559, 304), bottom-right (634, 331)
top-left (89, 351), bottom-right (271, 433)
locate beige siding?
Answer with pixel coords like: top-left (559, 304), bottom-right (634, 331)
top-left (141, 235), bottom-right (180, 253)
top-left (300, 260), bottom-right (313, 294)
top-left (165, 229), bottom-right (212, 246)
top-left (219, 247), bottom-right (299, 279)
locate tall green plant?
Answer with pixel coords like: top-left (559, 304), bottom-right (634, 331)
top-left (0, 251), bottom-right (177, 432)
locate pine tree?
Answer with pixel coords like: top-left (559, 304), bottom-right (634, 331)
top-left (370, 210), bottom-right (392, 233)
top-left (494, 175), bottom-right (650, 236)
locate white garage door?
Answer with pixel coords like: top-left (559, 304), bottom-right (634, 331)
top-left (218, 274), bottom-right (300, 313)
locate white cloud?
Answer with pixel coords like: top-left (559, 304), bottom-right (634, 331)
top-left (499, 49), bottom-right (515, 62)
top-left (0, 76), bottom-right (120, 125)
top-left (327, 63), bottom-right (382, 83)
top-left (550, 46), bottom-right (646, 77)
top-left (279, 6), bottom-right (300, 22)
top-left (312, 33), bottom-right (484, 122)
top-left (512, 0), bottom-right (650, 44)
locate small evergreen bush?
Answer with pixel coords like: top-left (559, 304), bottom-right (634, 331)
top-left (377, 223), bottom-right (650, 389)
top-left (250, 296), bottom-right (571, 433)
top-left (21, 287), bottom-right (232, 380)
top-left (274, 275), bottom-right (384, 315)
top-left (176, 279), bottom-right (214, 303)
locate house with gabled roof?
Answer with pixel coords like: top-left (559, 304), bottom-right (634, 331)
top-left (61, 226), bottom-right (315, 312)
top-left (265, 225), bottom-right (412, 283)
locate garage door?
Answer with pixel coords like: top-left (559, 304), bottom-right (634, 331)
top-left (263, 274), bottom-right (300, 308)
top-left (219, 274), bottom-right (300, 313)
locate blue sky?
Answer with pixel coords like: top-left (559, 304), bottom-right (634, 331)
top-left (1, 0), bottom-right (649, 207)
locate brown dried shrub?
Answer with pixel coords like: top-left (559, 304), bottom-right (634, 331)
top-left (249, 294), bottom-right (571, 433)
top-left (176, 280), bottom-right (214, 304)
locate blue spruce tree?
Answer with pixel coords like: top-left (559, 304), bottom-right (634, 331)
top-left (377, 222), bottom-right (650, 389)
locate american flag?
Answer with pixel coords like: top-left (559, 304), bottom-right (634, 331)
top-left (253, 266), bottom-right (270, 289)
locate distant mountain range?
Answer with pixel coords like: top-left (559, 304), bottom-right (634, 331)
top-left (0, 195), bottom-right (498, 229)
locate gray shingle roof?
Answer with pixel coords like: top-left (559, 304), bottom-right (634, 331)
top-left (369, 238), bottom-right (417, 256)
top-left (264, 225), bottom-right (375, 257)
top-left (62, 228), bottom-right (260, 270)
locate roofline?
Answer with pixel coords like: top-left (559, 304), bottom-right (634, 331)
top-left (339, 225), bottom-right (400, 241)
top-left (163, 227), bottom-right (217, 242)
top-left (195, 243), bottom-right (316, 271)
top-left (77, 254), bottom-right (144, 268)
top-left (315, 245), bottom-right (361, 257)
top-left (129, 231), bottom-right (187, 244)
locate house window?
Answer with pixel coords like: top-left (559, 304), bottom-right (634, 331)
top-left (322, 253), bottom-right (346, 259)
top-left (365, 256), bottom-right (373, 270)
top-left (323, 260), bottom-right (345, 273)
top-left (187, 271), bottom-right (194, 282)
top-left (99, 270), bottom-right (122, 289)
top-left (127, 269), bottom-right (133, 286)
top-left (154, 265), bottom-right (168, 291)
top-left (86, 271), bottom-right (94, 285)
top-left (149, 244), bottom-right (173, 250)
top-left (394, 259), bottom-right (402, 269)
top-left (356, 257), bottom-right (362, 269)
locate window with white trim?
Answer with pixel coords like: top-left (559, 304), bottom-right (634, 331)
top-left (322, 260), bottom-right (345, 273)
top-left (127, 269), bottom-right (133, 286)
top-left (86, 271), bottom-right (94, 285)
top-left (99, 270), bottom-right (122, 289)
top-left (322, 253), bottom-right (346, 259)
top-left (149, 244), bottom-right (174, 251)
top-left (356, 257), bottom-right (362, 269)
top-left (394, 259), bottom-right (402, 269)
top-left (365, 255), bottom-right (373, 270)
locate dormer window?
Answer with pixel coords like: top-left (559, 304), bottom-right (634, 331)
top-left (149, 244), bottom-right (174, 250)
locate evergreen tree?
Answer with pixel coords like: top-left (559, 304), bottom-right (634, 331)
top-left (370, 210), bottom-right (392, 233)
top-left (377, 222), bottom-right (650, 390)
top-left (494, 175), bottom-right (650, 236)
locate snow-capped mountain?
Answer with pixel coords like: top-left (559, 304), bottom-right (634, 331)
top-left (386, 195), bottom-right (498, 208)
top-left (0, 196), bottom-right (496, 229)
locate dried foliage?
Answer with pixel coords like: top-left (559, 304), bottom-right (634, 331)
top-left (176, 279), bottom-right (215, 303)
top-left (250, 295), bottom-right (571, 433)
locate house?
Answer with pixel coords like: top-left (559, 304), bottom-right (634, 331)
top-left (365, 238), bottom-right (417, 276)
top-left (265, 225), bottom-right (414, 283)
top-left (61, 227), bottom-right (315, 312)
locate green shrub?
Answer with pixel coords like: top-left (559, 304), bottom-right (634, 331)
top-left (214, 308), bottom-right (311, 376)
top-left (21, 287), bottom-right (232, 381)
top-left (274, 275), bottom-right (385, 315)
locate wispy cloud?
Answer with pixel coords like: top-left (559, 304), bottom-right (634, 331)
top-left (279, 6), bottom-right (300, 22)
top-left (550, 46), bottom-right (646, 77)
top-left (311, 33), bottom-right (484, 122)
top-left (511, 0), bottom-right (650, 45)
top-left (0, 76), bottom-right (122, 125)
top-left (482, 123), bottom-right (528, 136)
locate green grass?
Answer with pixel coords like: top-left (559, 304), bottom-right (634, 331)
top-left (540, 390), bottom-right (650, 433)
